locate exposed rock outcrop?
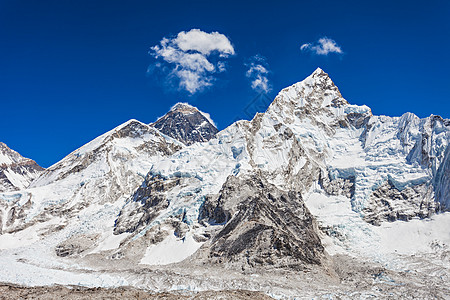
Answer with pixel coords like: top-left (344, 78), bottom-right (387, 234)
top-left (434, 145), bottom-right (450, 209)
top-left (196, 173), bottom-right (326, 270)
top-left (363, 179), bottom-right (437, 225)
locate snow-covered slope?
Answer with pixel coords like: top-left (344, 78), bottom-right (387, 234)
top-left (0, 119), bottom-right (181, 235)
top-left (0, 142), bottom-right (44, 193)
top-left (113, 68), bottom-right (449, 271)
top-left (0, 68), bottom-right (449, 298)
top-left (152, 102), bottom-right (218, 145)
top-left (112, 68), bottom-right (449, 274)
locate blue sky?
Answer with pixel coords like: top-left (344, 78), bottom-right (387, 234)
top-left (1, 0), bottom-right (449, 167)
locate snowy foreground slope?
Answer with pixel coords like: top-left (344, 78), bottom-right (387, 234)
top-left (0, 68), bottom-right (449, 299)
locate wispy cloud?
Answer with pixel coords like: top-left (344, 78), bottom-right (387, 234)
top-left (300, 37), bottom-right (343, 55)
top-left (149, 29), bottom-right (235, 94)
top-left (245, 55), bottom-right (271, 93)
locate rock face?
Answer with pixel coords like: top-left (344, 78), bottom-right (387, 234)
top-left (196, 173), bottom-right (325, 270)
top-left (152, 102), bottom-right (218, 145)
top-left (363, 179), bottom-right (437, 225)
top-left (435, 145), bottom-right (450, 208)
top-left (115, 171), bottom-right (326, 271)
top-left (0, 142), bottom-right (44, 192)
top-left (55, 234), bottom-right (99, 257)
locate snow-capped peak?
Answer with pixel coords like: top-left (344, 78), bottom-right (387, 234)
top-left (169, 102), bottom-right (197, 113)
top-left (0, 142), bottom-right (44, 192)
top-left (265, 68), bottom-right (349, 126)
top-left (168, 102), bottom-right (216, 127)
top-left (311, 67), bottom-right (326, 76)
top-left (303, 67), bottom-right (339, 90)
top-left (0, 142), bottom-right (22, 166)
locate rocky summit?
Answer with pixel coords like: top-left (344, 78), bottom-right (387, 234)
top-left (152, 102), bottom-right (219, 145)
top-left (0, 68), bottom-right (449, 299)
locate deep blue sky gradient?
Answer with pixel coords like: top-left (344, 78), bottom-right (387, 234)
top-left (1, 0), bottom-right (449, 167)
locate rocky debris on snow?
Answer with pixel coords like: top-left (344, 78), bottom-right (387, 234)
top-left (55, 234), bottom-right (100, 257)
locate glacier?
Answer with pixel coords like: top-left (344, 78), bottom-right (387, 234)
top-left (0, 68), bottom-right (449, 299)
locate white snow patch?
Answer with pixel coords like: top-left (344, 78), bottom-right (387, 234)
top-left (375, 213), bottom-right (450, 255)
top-left (0, 254), bottom-right (128, 287)
top-left (305, 189), bottom-right (450, 271)
top-left (140, 231), bottom-right (203, 265)
top-left (91, 231), bottom-right (131, 253)
top-left (0, 218), bottom-right (64, 250)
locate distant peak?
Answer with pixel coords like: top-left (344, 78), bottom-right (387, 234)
top-left (170, 102), bottom-right (198, 113)
top-left (310, 67), bottom-right (329, 78)
top-left (312, 67), bottom-right (325, 75)
top-left (267, 67), bottom-right (348, 113)
top-left (152, 102), bottom-right (218, 145)
top-left (114, 118), bottom-right (150, 132)
top-left (301, 67), bottom-right (333, 87)
top-left (0, 142), bottom-right (18, 155)
top-left (167, 102), bottom-right (216, 127)
top-left (0, 141), bottom-right (44, 192)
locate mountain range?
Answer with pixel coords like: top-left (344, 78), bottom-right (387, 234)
top-left (0, 68), bottom-right (449, 299)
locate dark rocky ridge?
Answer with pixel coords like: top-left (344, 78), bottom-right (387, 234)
top-left (195, 173), bottom-right (326, 270)
top-left (152, 103), bottom-right (218, 145)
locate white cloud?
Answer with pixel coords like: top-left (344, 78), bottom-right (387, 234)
top-left (175, 69), bottom-right (212, 93)
top-left (150, 29), bottom-right (235, 94)
top-left (174, 29), bottom-right (235, 56)
top-left (300, 37), bottom-right (343, 55)
top-left (245, 55), bottom-right (271, 93)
